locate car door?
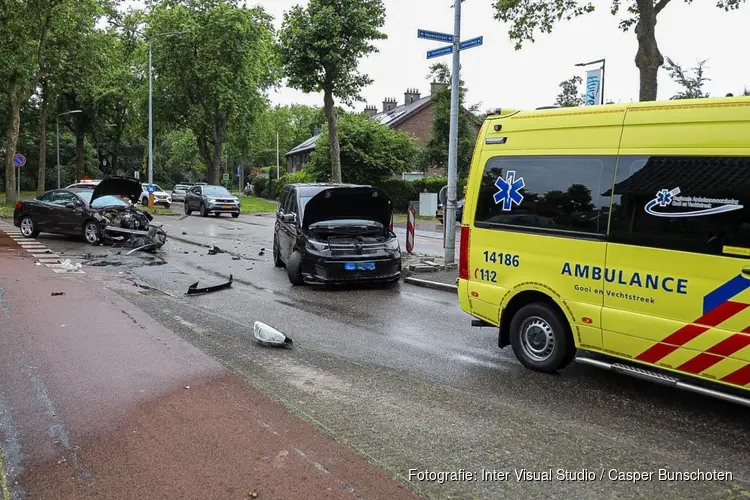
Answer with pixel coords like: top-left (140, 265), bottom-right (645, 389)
top-left (275, 186), bottom-right (290, 253)
top-left (603, 154), bottom-right (750, 390)
top-left (190, 186), bottom-right (202, 209)
top-left (279, 187), bottom-right (298, 261)
top-left (53, 191), bottom-right (84, 234)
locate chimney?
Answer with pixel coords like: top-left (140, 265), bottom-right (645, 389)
top-left (404, 88), bottom-right (421, 105)
top-left (431, 81), bottom-right (449, 95)
top-left (364, 104), bottom-right (378, 117)
top-left (382, 97), bottom-right (397, 113)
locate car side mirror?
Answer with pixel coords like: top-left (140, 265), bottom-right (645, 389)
top-left (281, 213), bottom-right (296, 223)
top-left (65, 202), bottom-right (76, 209)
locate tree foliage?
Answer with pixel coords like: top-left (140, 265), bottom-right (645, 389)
top-left (493, 0), bottom-right (745, 102)
top-left (149, 0), bottom-right (279, 184)
top-left (279, 0), bottom-right (387, 183)
top-left (420, 63), bottom-right (480, 177)
top-left (664, 57), bottom-right (710, 100)
top-left (306, 112), bottom-right (418, 186)
top-left (555, 76), bottom-right (586, 107)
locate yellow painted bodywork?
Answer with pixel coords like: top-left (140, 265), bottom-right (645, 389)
top-left (459, 97), bottom-right (750, 393)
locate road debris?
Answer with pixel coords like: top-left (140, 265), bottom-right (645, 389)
top-left (186, 274), bottom-right (233, 295)
top-left (51, 292), bottom-right (65, 297)
top-left (253, 321), bottom-right (293, 348)
top-left (60, 259), bottom-right (83, 271)
top-left (208, 245), bottom-right (225, 255)
top-left (232, 256), bottom-right (241, 260)
top-left (258, 248), bottom-right (265, 256)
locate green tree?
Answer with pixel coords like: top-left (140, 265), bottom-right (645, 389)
top-left (278, 0), bottom-right (387, 183)
top-left (493, 0), bottom-right (744, 102)
top-left (555, 76), bottom-right (585, 107)
top-left (420, 63), bottom-right (480, 177)
top-left (306, 112), bottom-right (418, 185)
top-left (149, 0), bottom-right (279, 184)
top-left (745, 88), bottom-right (750, 96)
top-left (664, 58), bottom-right (710, 99)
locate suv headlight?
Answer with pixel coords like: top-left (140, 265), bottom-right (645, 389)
top-left (385, 238), bottom-right (400, 251)
top-left (306, 240), bottom-right (329, 252)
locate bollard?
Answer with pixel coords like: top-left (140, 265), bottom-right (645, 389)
top-left (406, 207), bottom-right (415, 254)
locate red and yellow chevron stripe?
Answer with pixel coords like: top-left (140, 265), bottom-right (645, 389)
top-left (635, 275), bottom-right (750, 389)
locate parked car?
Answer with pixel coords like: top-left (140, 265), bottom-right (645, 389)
top-left (273, 183), bottom-right (401, 286)
top-left (183, 184), bottom-right (240, 217)
top-left (436, 198), bottom-right (465, 224)
top-left (139, 183), bottom-right (172, 208)
top-left (65, 180), bottom-right (101, 189)
top-left (171, 183), bottom-right (193, 202)
top-left (13, 176), bottom-right (167, 250)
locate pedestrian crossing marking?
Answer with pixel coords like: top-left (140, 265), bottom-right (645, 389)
top-left (0, 221), bottom-right (84, 274)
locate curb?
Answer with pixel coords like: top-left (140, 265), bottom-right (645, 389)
top-left (403, 276), bottom-right (457, 293)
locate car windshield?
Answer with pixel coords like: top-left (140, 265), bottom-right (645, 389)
top-left (203, 186), bottom-right (231, 196)
top-left (76, 192), bottom-right (130, 208)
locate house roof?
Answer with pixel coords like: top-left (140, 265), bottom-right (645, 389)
top-left (285, 94), bottom-right (433, 158)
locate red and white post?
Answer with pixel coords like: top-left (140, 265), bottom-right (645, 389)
top-left (406, 207), bottom-right (415, 254)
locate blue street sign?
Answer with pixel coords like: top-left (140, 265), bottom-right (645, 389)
top-left (460, 36), bottom-right (483, 50)
top-left (417, 29), bottom-right (453, 43)
top-left (187, 171), bottom-right (193, 179)
top-left (12, 153), bottom-right (26, 167)
top-left (146, 184), bottom-right (156, 193)
top-left (427, 45), bottom-right (453, 59)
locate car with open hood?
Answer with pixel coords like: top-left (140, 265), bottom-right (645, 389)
top-left (272, 183), bottom-right (401, 286)
top-left (13, 176), bottom-right (167, 251)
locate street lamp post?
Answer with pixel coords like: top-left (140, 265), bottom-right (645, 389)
top-left (575, 58), bottom-right (606, 105)
top-left (56, 109), bottom-right (83, 188)
top-left (146, 31), bottom-right (187, 207)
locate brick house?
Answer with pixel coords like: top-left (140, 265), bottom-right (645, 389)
top-left (285, 82), bottom-right (481, 179)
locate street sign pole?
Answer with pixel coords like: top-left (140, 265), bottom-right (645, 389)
top-left (444, 0), bottom-right (462, 264)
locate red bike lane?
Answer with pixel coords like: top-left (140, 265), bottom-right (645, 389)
top-left (0, 241), bottom-right (417, 499)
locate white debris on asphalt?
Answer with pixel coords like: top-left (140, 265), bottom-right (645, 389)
top-left (253, 321), bottom-right (293, 347)
top-left (60, 259), bottom-right (83, 271)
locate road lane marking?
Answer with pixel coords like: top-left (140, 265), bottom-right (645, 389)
top-left (0, 223), bottom-right (84, 274)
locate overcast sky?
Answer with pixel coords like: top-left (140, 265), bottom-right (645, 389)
top-left (125, 0), bottom-right (750, 112)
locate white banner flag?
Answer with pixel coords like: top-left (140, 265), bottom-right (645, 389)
top-left (585, 68), bottom-right (603, 106)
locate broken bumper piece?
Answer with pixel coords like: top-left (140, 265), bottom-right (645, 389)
top-left (101, 224), bottom-right (167, 252)
top-left (186, 274), bottom-right (233, 295)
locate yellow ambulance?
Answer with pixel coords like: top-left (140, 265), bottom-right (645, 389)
top-left (458, 96), bottom-right (750, 406)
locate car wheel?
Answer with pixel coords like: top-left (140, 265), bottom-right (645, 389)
top-left (287, 250), bottom-right (304, 285)
top-left (273, 236), bottom-right (284, 268)
top-left (83, 220), bottom-right (101, 245)
top-left (200, 203), bottom-right (209, 217)
top-left (19, 216), bottom-right (39, 238)
top-left (231, 212), bottom-right (239, 218)
top-left (509, 302), bottom-right (576, 374)
top-left (184, 202), bottom-right (192, 215)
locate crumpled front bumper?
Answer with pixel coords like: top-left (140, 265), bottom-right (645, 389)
top-left (100, 223), bottom-right (167, 251)
top-left (301, 254), bottom-right (401, 284)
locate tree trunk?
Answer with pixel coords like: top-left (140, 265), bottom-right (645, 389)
top-left (634, 1), bottom-right (663, 101)
top-left (38, 84), bottom-right (47, 194)
top-left (4, 95), bottom-right (22, 204)
top-left (211, 139), bottom-right (222, 185)
top-left (75, 125), bottom-right (85, 181)
top-left (323, 88), bottom-right (342, 183)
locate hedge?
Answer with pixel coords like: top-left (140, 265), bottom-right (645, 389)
top-left (252, 173), bottom-right (467, 212)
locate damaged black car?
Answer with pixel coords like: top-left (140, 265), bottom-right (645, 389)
top-left (273, 183), bottom-right (402, 286)
top-left (13, 176), bottom-right (167, 252)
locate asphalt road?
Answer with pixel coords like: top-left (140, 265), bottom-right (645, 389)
top-left (14, 213), bottom-right (750, 500)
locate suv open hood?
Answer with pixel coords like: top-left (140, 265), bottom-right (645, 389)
top-left (302, 186), bottom-right (392, 228)
top-left (90, 176), bottom-right (143, 204)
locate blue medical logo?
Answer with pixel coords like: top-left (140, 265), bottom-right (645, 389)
top-left (655, 188), bottom-right (673, 207)
top-left (493, 170), bottom-right (525, 211)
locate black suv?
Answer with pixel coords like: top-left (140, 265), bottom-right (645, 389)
top-left (273, 183), bottom-right (402, 286)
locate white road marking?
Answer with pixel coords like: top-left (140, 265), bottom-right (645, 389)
top-left (0, 225), bottom-right (84, 274)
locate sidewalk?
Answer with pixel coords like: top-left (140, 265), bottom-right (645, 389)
top-left (0, 241), bottom-right (417, 499)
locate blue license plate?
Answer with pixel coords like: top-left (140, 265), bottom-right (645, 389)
top-left (344, 262), bottom-right (375, 271)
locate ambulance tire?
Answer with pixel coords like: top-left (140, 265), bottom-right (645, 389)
top-left (509, 302), bottom-right (576, 374)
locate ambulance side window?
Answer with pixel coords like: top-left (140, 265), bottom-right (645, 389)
top-left (608, 155), bottom-right (750, 257)
top-left (473, 155), bottom-right (617, 236)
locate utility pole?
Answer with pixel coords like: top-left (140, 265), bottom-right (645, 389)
top-left (276, 132), bottom-right (280, 180)
top-left (444, 0), bottom-right (462, 264)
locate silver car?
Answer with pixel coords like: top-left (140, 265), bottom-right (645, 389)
top-left (171, 183), bottom-right (192, 202)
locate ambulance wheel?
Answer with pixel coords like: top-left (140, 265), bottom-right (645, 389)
top-left (509, 302), bottom-right (575, 373)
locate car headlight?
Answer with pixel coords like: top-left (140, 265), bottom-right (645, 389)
top-left (385, 238), bottom-right (400, 251)
top-left (306, 240), bottom-right (329, 252)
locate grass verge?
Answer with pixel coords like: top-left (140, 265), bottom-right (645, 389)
top-left (0, 191), bottom-right (36, 219)
top-left (141, 205), bottom-right (178, 216)
top-left (239, 196), bottom-right (277, 214)
top-left (392, 213), bottom-right (438, 224)
top-left (0, 445), bottom-right (10, 500)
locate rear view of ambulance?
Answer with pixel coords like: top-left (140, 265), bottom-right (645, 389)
top-left (458, 96), bottom-right (750, 406)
